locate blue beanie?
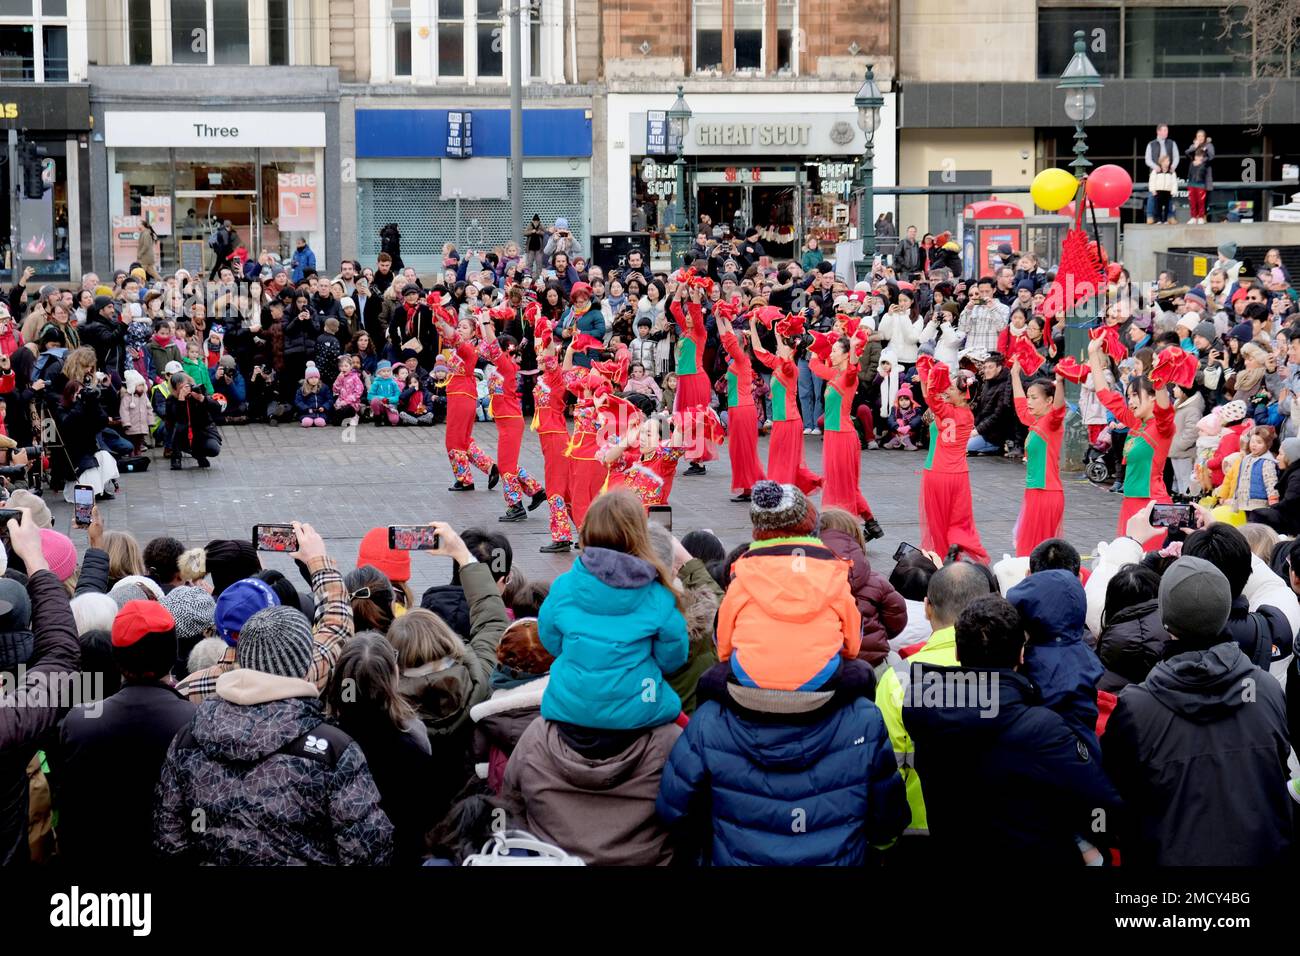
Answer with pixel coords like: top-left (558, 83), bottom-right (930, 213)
top-left (214, 578), bottom-right (280, 645)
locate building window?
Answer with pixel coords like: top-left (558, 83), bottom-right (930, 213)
top-left (392, 0), bottom-right (411, 76)
top-left (128, 0), bottom-right (153, 64)
top-left (734, 0), bottom-right (763, 72)
top-left (437, 0), bottom-right (464, 77)
top-left (476, 0), bottom-right (502, 77)
top-left (268, 0), bottom-right (291, 65)
top-left (0, 0), bottom-right (70, 81)
top-left (527, 0), bottom-right (541, 78)
top-left (1124, 5), bottom-right (1250, 77)
top-left (775, 0), bottom-right (795, 73)
top-left (170, 0), bottom-right (250, 65)
top-left (1037, 7), bottom-right (1119, 78)
top-left (694, 0), bottom-right (723, 72)
top-left (695, 0), bottom-right (794, 74)
top-left (1037, 4), bottom-right (1258, 79)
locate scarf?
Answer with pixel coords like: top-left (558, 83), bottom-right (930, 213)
top-left (489, 663), bottom-right (547, 690)
top-left (605, 294), bottom-right (628, 314)
top-left (404, 302), bottom-right (420, 335)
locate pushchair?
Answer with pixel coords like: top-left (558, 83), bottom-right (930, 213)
top-left (1084, 423), bottom-right (1124, 487)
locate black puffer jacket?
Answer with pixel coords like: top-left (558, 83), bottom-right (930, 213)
top-left (971, 368), bottom-right (1015, 446)
top-left (1096, 599), bottom-right (1169, 693)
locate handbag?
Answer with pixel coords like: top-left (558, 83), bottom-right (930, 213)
top-left (402, 337), bottom-right (424, 354)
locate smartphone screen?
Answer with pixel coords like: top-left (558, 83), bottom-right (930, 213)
top-left (388, 525), bottom-right (440, 551)
top-left (893, 541), bottom-right (922, 563)
top-left (253, 523), bottom-right (299, 553)
top-left (647, 506), bottom-right (672, 532)
top-left (1150, 503), bottom-right (1195, 529)
top-left (73, 485), bottom-right (95, 527)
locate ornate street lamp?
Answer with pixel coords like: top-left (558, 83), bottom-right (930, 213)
top-left (667, 85), bottom-right (693, 270)
top-left (1058, 29), bottom-right (1104, 471)
top-left (852, 64), bottom-right (883, 284)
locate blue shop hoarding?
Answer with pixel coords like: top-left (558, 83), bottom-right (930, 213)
top-left (356, 109), bottom-right (591, 158)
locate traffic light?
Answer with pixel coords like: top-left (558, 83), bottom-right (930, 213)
top-left (19, 143), bottom-right (45, 200)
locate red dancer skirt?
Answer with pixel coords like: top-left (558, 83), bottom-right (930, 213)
top-left (538, 431), bottom-right (570, 501)
top-left (919, 468), bottom-right (988, 563)
top-left (446, 393), bottom-right (475, 452)
top-left (727, 404), bottom-right (765, 494)
top-left (821, 429), bottom-right (873, 519)
top-left (1014, 488), bottom-right (1065, 557)
top-left (674, 371), bottom-right (717, 462)
top-left (1118, 495), bottom-right (1169, 552)
top-left (766, 418), bottom-right (822, 495)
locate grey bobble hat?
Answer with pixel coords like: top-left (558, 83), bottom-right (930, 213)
top-left (1282, 437), bottom-right (1300, 465)
top-left (1159, 556), bottom-right (1232, 647)
top-left (161, 586), bottom-right (217, 643)
top-left (236, 605), bottom-right (314, 679)
top-left (748, 479), bottom-right (816, 539)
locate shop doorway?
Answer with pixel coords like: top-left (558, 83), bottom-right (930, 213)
top-left (175, 189), bottom-right (256, 275)
top-left (694, 171), bottom-right (802, 261)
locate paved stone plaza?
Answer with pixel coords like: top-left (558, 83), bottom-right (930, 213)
top-left (44, 423), bottom-right (1124, 593)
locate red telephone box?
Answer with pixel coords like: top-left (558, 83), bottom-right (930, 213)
top-left (961, 200), bottom-right (1024, 277)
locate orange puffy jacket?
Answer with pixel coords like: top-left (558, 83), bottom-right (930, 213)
top-left (716, 537), bottom-right (861, 691)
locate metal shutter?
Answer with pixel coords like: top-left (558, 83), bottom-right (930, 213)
top-left (356, 177), bottom-right (586, 275)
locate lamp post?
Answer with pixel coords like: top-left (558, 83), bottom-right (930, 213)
top-left (1057, 30), bottom-right (1103, 472)
top-left (667, 85), bottom-right (693, 271)
top-left (852, 65), bottom-right (883, 285)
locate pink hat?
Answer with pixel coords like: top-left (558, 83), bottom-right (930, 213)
top-left (40, 529), bottom-right (78, 582)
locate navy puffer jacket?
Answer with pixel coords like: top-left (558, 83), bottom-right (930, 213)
top-left (656, 663), bottom-right (908, 865)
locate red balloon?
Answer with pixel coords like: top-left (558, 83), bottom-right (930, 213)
top-left (1086, 164), bottom-right (1133, 208)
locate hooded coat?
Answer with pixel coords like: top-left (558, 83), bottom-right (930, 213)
top-left (1095, 599), bottom-right (1169, 693)
top-left (154, 669), bottom-right (393, 865)
top-left (656, 661), bottom-right (908, 866)
top-left (399, 562), bottom-right (507, 813)
top-left (818, 528), bottom-right (907, 666)
top-left (1103, 642), bottom-right (1292, 865)
top-left (905, 664), bottom-right (1122, 867)
top-left (539, 548), bottom-right (688, 730)
top-left (716, 538), bottom-right (860, 692)
top-left (501, 716), bottom-right (680, 865)
top-left (1006, 570), bottom-right (1104, 753)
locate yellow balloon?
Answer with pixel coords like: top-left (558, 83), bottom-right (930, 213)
top-left (1031, 168), bottom-right (1079, 212)
top-left (1211, 505), bottom-right (1247, 527)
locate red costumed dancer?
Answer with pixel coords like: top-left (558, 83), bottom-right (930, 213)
top-left (475, 312), bottom-right (546, 522)
top-left (434, 313), bottom-right (498, 492)
top-left (532, 323), bottom-right (578, 553)
top-left (669, 282), bottom-right (719, 475)
top-left (747, 314), bottom-right (822, 495)
top-left (1087, 335), bottom-right (1175, 551)
top-left (809, 332), bottom-right (884, 541)
top-left (917, 364), bottom-right (988, 563)
top-left (1010, 359), bottom-right (1067, 557)
top-left (562, 342), bottom-right (627, 528)
top-left (716, 309), bottom-right (765, 502)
